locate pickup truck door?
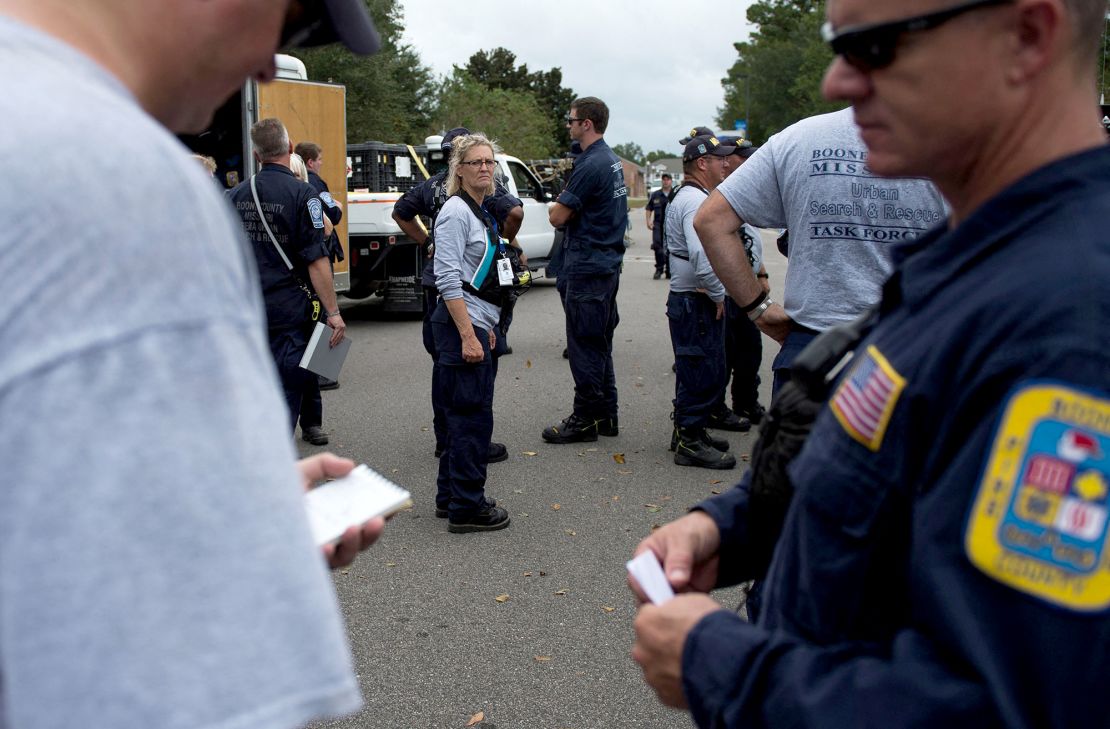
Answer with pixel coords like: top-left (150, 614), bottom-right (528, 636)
top-left (502, 159), bottom-right (555, 264)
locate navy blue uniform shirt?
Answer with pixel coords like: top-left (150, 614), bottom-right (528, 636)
top-left (307, 169), bottom-right (342, 225)
top-left (394, 169), bottom-right (521, 287)
top-left (229, 163), bottom-right (329, 332)
top-left (647, 188), bottom-right (669, 227)
top-left (557, 139), bottom-right (628, 277)
top-left (686, 146), bottom-right (1110, 728)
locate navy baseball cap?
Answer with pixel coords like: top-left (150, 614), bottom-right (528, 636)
top-left (683, 135), bottom-right (736, 163)
top-left (679, 125), bottom-right (715, 145)
top-left (441, 127), bottom-right (471, 152)
top-left (281, 0), bottom-right (382, 55)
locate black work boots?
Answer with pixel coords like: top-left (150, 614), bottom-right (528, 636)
top-left (672, 427), bottom-right (736, 470)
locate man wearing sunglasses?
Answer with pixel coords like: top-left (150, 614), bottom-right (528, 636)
top-left (543, 97), bottom-right (630, 444)
top-left (631, 0), bottom-right (1110, 726)
top-left (0, 1), bottom-right (388, 727)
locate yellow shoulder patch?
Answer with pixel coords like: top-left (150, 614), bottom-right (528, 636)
top-left (965, 383), bottom-right (1110, 612)
top-left (829, 345), bottom-right (906, 452)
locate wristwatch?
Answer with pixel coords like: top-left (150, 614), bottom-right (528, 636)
top-left (748, 297), bottom-right (774, 322)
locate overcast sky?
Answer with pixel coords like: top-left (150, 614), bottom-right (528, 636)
top-left (398, 1), bottom-right (756, 157)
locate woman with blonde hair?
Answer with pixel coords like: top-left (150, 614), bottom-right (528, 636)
top-left (430, 133), bottom-right (510, 534)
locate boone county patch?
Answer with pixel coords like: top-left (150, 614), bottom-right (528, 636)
top-left (966, 383), bottom-right (1110, 612)
top-left (307, 197), bottom-right (324, 228)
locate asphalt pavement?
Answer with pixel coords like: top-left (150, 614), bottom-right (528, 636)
top-left (302, 213), bottom-right (785, 728)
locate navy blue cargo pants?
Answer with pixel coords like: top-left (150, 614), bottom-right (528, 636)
top-left (430, 306), bottom-right (495, 519)
top-left (667, 292), bottom-right (726, 429)
top-left (558, 272), bottom-right (620, 421)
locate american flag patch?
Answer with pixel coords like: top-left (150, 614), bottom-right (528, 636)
top-left (830, 345), bottom-right (906, 451)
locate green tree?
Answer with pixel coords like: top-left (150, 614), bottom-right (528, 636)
top-left (612, 142), bottom-right (645, 165)
top-left (431, 72), bottom-right (557, 159)
top-left (645, 149), bottom-right (674, 163)
top-left (717, 0), bottom-right (844, 143)
top-left (462, 48), bottom-right (576, 151)
top-left (293, 0), bottom-right (435, 144)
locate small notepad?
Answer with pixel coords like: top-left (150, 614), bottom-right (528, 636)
top-left (304, 465), bottom-right (413, 546)
top-left (626, 551), bottom-right (676, 605)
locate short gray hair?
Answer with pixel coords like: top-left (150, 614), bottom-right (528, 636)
top-left (1064, 0), bottom-right (1107, 63)
top-left (250, 118), bottom-right (289, 162)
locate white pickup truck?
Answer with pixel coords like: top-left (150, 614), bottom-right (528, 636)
top-left (344, 137), bottom-right (558, 313)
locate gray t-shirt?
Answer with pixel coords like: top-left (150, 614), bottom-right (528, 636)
top-left (433, 195), bottom-right (501, 332)
top-left (717, 108), bottom-right (947, 329)
top-left (0, 16), bottom-right (361, 729)
top-left (666, 185), bottom-right (726, 302)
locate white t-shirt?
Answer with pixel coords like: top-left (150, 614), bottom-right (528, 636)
top-left (716, 108), bottom-right (948, 330)
top-left (0, 16), bottom-right (361, 729)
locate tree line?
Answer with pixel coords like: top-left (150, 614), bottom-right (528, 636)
top-left (292, 0), bottom-right (1110, 160)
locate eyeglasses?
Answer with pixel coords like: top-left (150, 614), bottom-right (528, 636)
top-left (460, 159), bottom-right (497, 169)
top-left (564, 115), bottom-right (588, 125)
top-left (821, 0), bottom-right (1013, 72)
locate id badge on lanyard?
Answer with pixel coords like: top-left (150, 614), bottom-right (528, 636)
top-left (487, 209), bottom-right (513, 286)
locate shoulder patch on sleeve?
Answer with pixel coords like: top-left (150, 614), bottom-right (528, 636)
top-left (829, 345), bottom-right (906, 452)
top-left (307, 197), bottom-right (324, 229)
top-left (319, 190), bottom-right (335, 207)
top-left (965, 383), bottom-right (1110, 612)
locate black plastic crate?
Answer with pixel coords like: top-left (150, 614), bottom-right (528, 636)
top-left (347, 141), bottom-right (430, 192)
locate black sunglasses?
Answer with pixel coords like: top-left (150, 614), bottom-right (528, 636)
top-left (564, 115), bottom-right (589, 125)
top-left (821, 0), bottom-right (1014, 72)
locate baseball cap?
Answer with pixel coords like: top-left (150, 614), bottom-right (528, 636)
top-left (281, 0), bottom-right (382, 56)
top-left (441, 127), bottom-right (471, 152)
top-left (679, 125), bottom-right (715, 145)
top-left (682, 135), bottom-right (736, 163)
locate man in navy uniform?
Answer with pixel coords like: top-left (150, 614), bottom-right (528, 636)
top-left (392, 127), bottom-right (523, 470)
top-left (665, 135), bottom-right (737, 470)
top-left (645, 173), bottom-right (673, 279)
top-left (631, 0), bottom-right (1110, 726)
top-left (542, 96), bottom-right (629, 444)
top-left (293, 140), bottom-right (343, 442)
top-left (230, 118), bottom-right (345, 434)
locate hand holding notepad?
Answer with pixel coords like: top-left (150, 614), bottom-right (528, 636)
top-left (304, 464), bottom-right (413, 546)
top-left (626, 551), bottom-right (676, 605)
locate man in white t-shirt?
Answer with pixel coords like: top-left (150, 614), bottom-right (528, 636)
top-left (696, 108), bottom-right (946, 393)
top-left (0, 1), bottom-right (386, 728)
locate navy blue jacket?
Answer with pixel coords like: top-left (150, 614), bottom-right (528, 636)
top-left (229, 163), bottom-right (329, 332)
top-left (686, 146), bottom-right (1110, 728)
top-left (557, 139), bottom-right (628, 277)
top-left (394, 169), bottom-right (521, 287)
top-left (307, 169), bottom-right (342, 225)
top-left (647, 188), bottom-right (669, 226)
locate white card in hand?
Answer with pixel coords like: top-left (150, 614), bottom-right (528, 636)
top-left (626, 551), bottom-right (676, 605)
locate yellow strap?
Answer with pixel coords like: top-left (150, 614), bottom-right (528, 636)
top-left (406, 144), bottom-right (430, 180)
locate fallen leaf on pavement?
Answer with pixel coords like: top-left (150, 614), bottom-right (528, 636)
top-left (495, 594), bottom-right (510, 603)
top-left (526, 359), bottom-right (532, 368)
top-left (385, 562), bottom-right (396, 567)
top-left (709, 479), bottom-right (723, 485)
top-left (741, 454), bottom-right (751, 462)
top-left (552, 503), bottom-right (561, 510)
top-left (522, 451), bottom-right (538, 457)
top-left (617, 469), bottom-right (633, 475)
top-left (565, 529), bottom-right (577, 537)
top-left (554, 589), bottom-right (567, 596)
top-left (534, 655), bottom-right (552, 662)
top-left (612, 495), bottom-right (621, 501)
top-left (602, 606), bottom-right (616, 613)
top-left (466, 711), bottom-right (485, 727)
top-left (644, 504), bottom-right (662, 512)
top-left (539, 571), bottom-right (547, 576)
top-left (524, 571), bottom-right (533, 577)
top-left (711, 488), bottom-right (722, 495)
top-left (613, 453), bottom-right (626, 464)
